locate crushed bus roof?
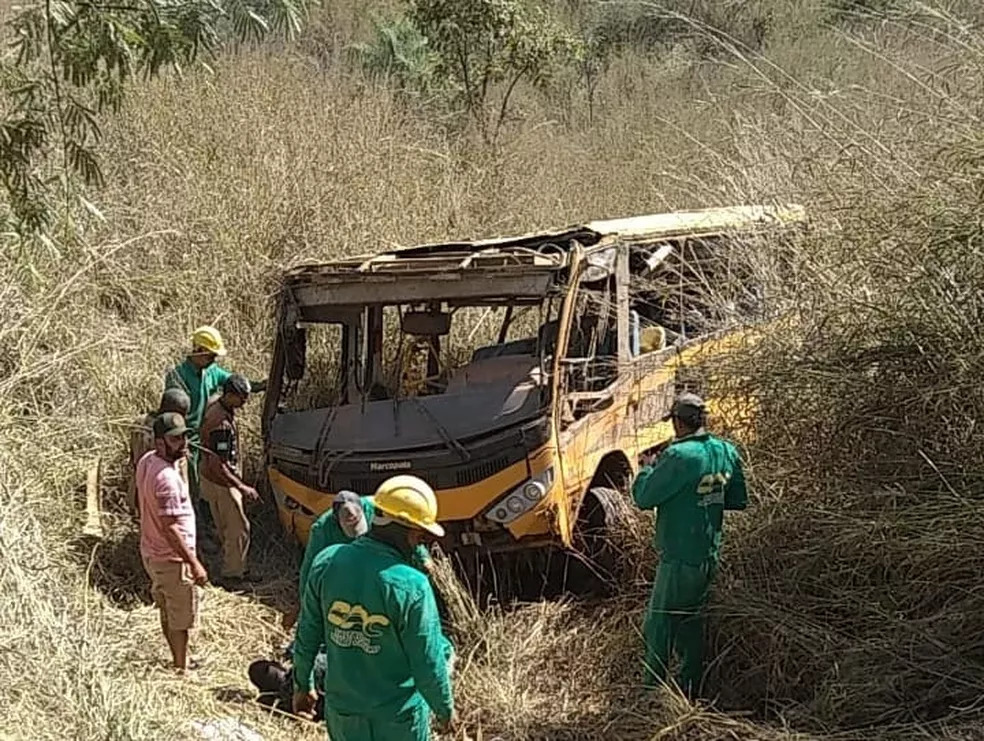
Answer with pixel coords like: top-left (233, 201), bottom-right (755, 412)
top-left (583, 204), bottom-right (806, 242)
top-left (282, 204), bottom-right (805, 309)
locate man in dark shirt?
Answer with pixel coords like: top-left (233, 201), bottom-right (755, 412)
top-left (200, 374), bottom-right (259, 589)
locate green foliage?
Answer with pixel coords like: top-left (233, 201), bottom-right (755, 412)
top-left (587, 1), bottom-right (672, 51)
top-left (581, 0), bottom-right (773, 58)
top-left (409, 0), bottom-right (582, 141)
top-left (575, 30), bottom-right (611, 123)
top-left (0, 0), bottom-right (316, 234)
top-left (351, 15), bottom-right (439, 98)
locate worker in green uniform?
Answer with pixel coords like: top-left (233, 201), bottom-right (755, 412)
top-left (164, 326), bottom-right (266, 536)
top-left (298, 490), bottom-right (433, 592)
top-left (283, 490), bottom-right (436, 665)
top-left (632, 392), bottom-right (748, 699)
top-left (292, 475), bottom-right (456, 740)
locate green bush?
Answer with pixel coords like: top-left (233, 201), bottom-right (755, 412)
top-left (350, 15), bottom-right (440, 98)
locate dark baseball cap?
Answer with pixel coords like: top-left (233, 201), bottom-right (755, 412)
top-left (223, 373), bottom-right (252, 396)
top-left (663, 392), bottom-right (706, 422)
top-left (154, 412), bottom-right (189, 439)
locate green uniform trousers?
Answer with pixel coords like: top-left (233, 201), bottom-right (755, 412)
top-left (643, 558), bottom-right (717, 696)
top-left (324, 701), bottom-right (431, 741)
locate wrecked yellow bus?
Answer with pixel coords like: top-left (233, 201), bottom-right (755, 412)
top-left (261, 205), bottom-right (806, 592)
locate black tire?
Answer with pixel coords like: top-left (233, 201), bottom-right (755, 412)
top-left (582, 486), bottom-right (628, 584)
top-left (564, 486), bottom-right (628, 598)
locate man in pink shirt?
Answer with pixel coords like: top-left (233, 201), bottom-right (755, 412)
top-left (137, 412), bottom-right (208, 674)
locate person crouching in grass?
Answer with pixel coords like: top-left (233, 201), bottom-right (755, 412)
top-left (136, 412), bottom-right (209, 675)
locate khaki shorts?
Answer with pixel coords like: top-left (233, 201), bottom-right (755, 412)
top-left (143, 558), bottom-right (199, 631)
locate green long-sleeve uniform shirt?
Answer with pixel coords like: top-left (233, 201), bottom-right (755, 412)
top-left (164, 358), bottom-right (232, 437)
top-left (294, 537), bottom-right (454, 730)
top-left (632, 430), bottom-right (748, 692)
top-left (632, 431), bottom-right (748, 565)
top-left (298, 496), bottom-right (432, 591)
top-left (165, 359), bottom-right (231, 498)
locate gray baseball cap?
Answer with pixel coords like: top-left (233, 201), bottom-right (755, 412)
top-left (664, 392), bottom-right (706, 423)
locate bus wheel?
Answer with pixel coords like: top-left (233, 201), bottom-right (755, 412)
top-left (566, 486), bottom-right (627, 598)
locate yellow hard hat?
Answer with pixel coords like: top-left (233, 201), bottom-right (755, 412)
top-left (371, 475), bottom-right (444, 537)
top-left (191, 325), bottom-right (227, 357)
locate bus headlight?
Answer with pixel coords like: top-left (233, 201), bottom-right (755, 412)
top-left (522, 481), bottom-right (545, 502)
top-left (486, 468), bottom-right (554, 525)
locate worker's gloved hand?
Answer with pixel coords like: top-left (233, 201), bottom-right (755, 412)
top-left (292, 690), bottom-right (317, 720)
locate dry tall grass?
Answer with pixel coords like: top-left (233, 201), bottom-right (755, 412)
top-left (3, 1), bottom-right (984, 739)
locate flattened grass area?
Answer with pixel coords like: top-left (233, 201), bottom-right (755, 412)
top-left (3, 1), bottom-right (984, 739)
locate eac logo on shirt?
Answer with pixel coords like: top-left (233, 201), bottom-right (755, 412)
top-left (328, 600), bottom-right (391, 638)
top-left (696, 472), bottom-right (730, 507)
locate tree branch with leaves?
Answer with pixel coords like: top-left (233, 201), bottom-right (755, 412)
top-left (0, 0), bottom-right (316, 234)
top-left (409, 0), bottom-right (581, 144)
